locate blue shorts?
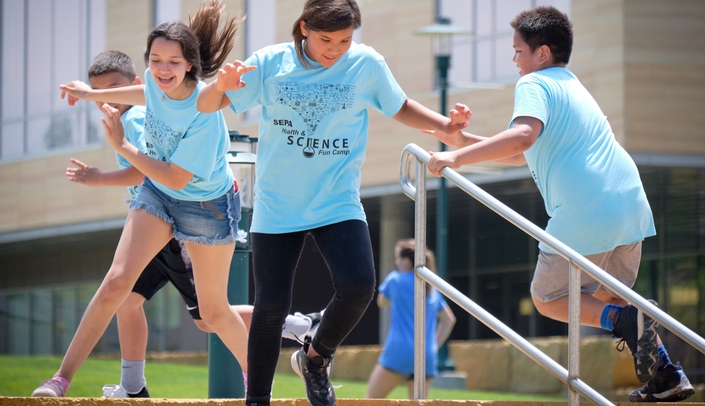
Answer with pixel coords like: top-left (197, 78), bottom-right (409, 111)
top-left (130, 178), bottom-right (246, 246)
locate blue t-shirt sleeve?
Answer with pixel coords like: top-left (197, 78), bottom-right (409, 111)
top-left (116, 108), bottom-right (146, 169)
top-left (361, 53), bottom-right (406, 118)
top-left (168, 113), bottom-right (225, 181)
top-left (510, 76), bottom-right (549, 130)
top-left (431, 290), bottom-right (448, 314)
top-left (378, 271), bottom-right (397, 299)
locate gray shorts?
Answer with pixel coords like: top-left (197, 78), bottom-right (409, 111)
top-left (530, 241), bottom-right (642, 303)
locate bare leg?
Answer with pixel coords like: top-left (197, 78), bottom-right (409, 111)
top-left (532, 292), bottom-right (608, 327)
top-left (593, 290), bottom-right (627, 307)
top-left (193, 305), bottom-right (253, 333)
top-left (366, 364), bottom-right (404, 399)
top-left (55, 210), bottom-right (172, 382)
top-left (404, 377), bottom-right (432, 400)
top-left (186, 242), bottom-right (249, 373)
top-left (116, 293), bottom-right (148, 361)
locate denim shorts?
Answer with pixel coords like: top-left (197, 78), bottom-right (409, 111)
top-left (130, 178), bottom-right (246, 245)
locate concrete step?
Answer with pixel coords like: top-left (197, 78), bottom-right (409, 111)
top-left (2, 399), bottom-right (704, 406)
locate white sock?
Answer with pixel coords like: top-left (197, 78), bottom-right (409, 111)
top-left (120, 359), bottom-right (146, 394)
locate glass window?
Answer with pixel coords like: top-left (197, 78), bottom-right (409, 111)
top-left (8, 293), bottom-right (30, 354)
top-left (31, 289), bottom-right (53, 354)
top-left (439, 0), bottom-right (571, 87)
top-left (0, 0), bottom-right (105, 162)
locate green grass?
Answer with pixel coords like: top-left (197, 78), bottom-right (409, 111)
top-left (0, 355), bottom-right (563, 401)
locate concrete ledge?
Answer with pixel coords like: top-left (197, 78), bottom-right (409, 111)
top-left (1, 398), bottom-right (703, 406)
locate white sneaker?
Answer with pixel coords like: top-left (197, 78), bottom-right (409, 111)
top-left (283, 309), bottom-right (325, 344)
top-left (102, 383), bottom-right (150, 398)
top-left (102, 384), bottom-right (128, 398)
top-left (282, 312), bottom-right (312, 343)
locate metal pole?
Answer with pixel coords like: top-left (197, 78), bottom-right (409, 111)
top-left (568, 260), bottom-right (581, 406)
top-left (436, 52), bottom-right (455, 372)
top-left (413, 158), bottom-right (428, 400)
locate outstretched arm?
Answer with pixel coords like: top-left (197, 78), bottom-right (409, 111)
top-left (66, 158), bottom-right (144, 187)
top-left (100, 104), bottom-right (193, 190)
top-left (59, 81), bottom-right (145, 107)
top-left (197, 61), bottom-right (257, 113)
top-left (392, 99), bottom-right (471, 148)
top-left (426, 116), bottom-right (540, 176)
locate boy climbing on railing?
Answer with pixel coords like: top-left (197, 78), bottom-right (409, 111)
top-left (425, 6), bottom-right (694, 403)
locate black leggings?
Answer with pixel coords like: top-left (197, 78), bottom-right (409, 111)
top-left (246, 220), bottom-right (376, 404)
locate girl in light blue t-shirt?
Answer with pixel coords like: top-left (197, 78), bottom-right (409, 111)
top-left (197, 1), bottom-right (471, 405)
top-left (47, 1), bottom-right (251, 394)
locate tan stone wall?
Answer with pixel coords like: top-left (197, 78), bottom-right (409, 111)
top-left (622, 0), bottom-right (705, 153)
top-left (275, 337), bottom-right (640, 397)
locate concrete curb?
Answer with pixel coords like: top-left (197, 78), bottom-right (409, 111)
top-left (2, 399), bottom-right (703, 406)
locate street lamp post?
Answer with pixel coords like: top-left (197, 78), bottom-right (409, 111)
top-left (415, 17), bottom-right (470, 374)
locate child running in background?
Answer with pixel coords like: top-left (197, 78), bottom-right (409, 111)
top-left (196, 1), bottom-right (471, 404)
top-left (366, 239), bottom-right (456, 399)
top-left (32, 0), bottom-right (257, 397)
top-left (426, 6), bottom-right (693, 403)
top-left (49, 50), bottom-right (321, 398)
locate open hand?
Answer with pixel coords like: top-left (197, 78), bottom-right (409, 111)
top-left (100, 103), bottom-right (126, 152)
top-left (59, 80), bottom-right (93, 107)
top-left (66, 158), bottom-right (102, 186)
top-left (216, 61), bottom-right (257, 92)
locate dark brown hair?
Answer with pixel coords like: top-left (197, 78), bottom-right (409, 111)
top-left (88, 50), bottom-right (136, 81)
top-left (395, 238), bottom-right (437, 296)
top-left (292, 0), bottom-right (361, 68)
top-left (144, 0), bottom-right (242, 80)
top-left (510, 6), bottom-right (573, 65)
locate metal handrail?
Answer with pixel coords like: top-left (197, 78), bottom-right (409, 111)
top-left (399, 142), bottom-right (705, 405)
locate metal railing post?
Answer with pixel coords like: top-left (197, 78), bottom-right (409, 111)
top-left (568, 260), bottom-right (581, 405)
top-left (399, 142), bottom-right (705, 406)
top-left (413, 156), bottom-right (427, 400)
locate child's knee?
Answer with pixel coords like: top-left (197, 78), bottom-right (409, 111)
top-left (531, 293), bottom-right (552, 316)
top-left (193, 318), bottom-right (212, 333)
top-left (115, 292), bottom-right (146, 316)
top-left (340, 280), bottom-right (375, 307)
top-left (100, 274), bottom-right (136, 303)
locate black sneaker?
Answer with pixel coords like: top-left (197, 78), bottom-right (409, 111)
top-left (292, 337), bottom-right (335, 406)
top-left (131, 386), bottom-right (150, 397)
top-left (612, 300), bottom-right (659, 382)
top-left (628, 362), bottom-right (695, 402)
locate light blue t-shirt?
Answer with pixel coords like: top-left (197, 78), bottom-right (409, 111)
top-left (511, 67), bottom-right (655, 255)
top-left (377, 270), bottom-right (447, 376)
top-left (143, 68), bottom-right (233, 201)
top-left (226, 42), bottom-right (406, 233)
top-left (117, 105), bottom-right (146, 199)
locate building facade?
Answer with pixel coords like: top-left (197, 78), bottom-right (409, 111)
top-left (1, 0), bottom-right (704, 383)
